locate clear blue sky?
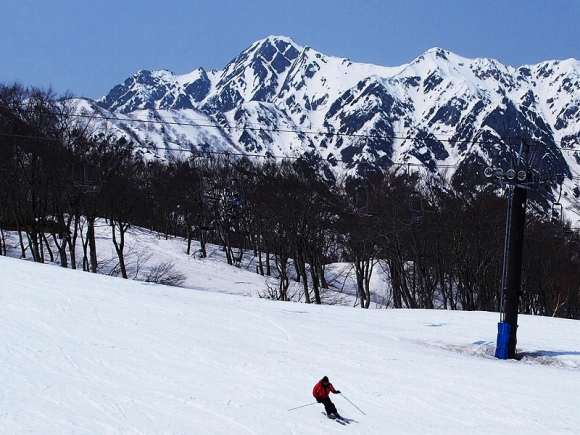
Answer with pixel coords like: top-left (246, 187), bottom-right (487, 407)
top-left (1, 0), bottom-right (578, 98)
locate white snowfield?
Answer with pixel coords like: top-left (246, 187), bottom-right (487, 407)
top-left (2, 256), bottom-right (580, 435)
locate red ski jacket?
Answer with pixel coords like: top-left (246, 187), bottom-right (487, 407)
top-left (313, 381), bottom-right (337, 401)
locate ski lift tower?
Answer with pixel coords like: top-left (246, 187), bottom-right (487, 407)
top-left (483, 137), bottom-right (572, 360)
top-left (484, 142), bottom-right (534, 360)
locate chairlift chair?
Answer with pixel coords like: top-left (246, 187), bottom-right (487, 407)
top-left (551, 202), bottom-right (562, 221)
top-left (570, 222), bottom-right (580, 243)
top-left (409, 194), bottom-right (424, 225)
top-left (73, 163), bottom-right (101, 194)
top-left (550, 202), bottom-right (563, 224)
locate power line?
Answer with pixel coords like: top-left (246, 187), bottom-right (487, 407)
top-left (1, 104), bottom-right (578, 150)
top-left (55, 111), bottom-right (580, 149)
top-left (1, 106), bottom-right (579, 174)
top-left (0, 131), bottom-right (459, 169)
top-left (141, 144), bottom-right (301, 161)
top-left (144, 144), bottom-right (461, 169)
top-left (3, 131), bottom-right (579, 177)
top-left (0, 132), bottom-right (61, 142)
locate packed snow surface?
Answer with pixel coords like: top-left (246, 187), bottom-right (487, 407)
top-left (2, 256), bottom-right (580, 434)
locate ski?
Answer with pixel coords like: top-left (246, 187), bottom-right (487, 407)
top-left (322, 412), bottom-right (348, 425)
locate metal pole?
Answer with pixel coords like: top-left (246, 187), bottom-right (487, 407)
top-left (496, 140), bottom-right (529, 360)
top-left (495, 141), bottom-right (528, 359)
top-left (340, 394), bottom-right (366, 416)
top-left (502, 183), bottom-right (527, 358)
top-left (287, 402), bottom-right (318, 412)
top-left (499, 185), bottom-right (513, 322)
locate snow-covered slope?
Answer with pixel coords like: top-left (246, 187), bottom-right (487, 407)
top-left (2, 256), bottom-right (580, 434)
top-left (1, 223), bottom-right (372, 304)
top-left (4, 219), bottom-right (389, 309)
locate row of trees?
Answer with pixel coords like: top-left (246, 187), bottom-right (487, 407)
top-left (1, 84), bottom-right (579, 318)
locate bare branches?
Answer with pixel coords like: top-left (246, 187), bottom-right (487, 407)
top-left (1, 84), bottom-right (579, 318)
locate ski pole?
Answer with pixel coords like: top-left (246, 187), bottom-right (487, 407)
top-left (287, 401), bottom-right (318, 412)
top-left (340, 393), bottom-right (366, 416)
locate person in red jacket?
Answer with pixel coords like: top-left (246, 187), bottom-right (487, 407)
top-left (312, 376), bottom-right (342, 418)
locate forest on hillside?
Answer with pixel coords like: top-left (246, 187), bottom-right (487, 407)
top-left (1, 84), bottom-right (579, 318)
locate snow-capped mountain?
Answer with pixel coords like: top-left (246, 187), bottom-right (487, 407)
top-left (76, 35), bottom-right (579, 200)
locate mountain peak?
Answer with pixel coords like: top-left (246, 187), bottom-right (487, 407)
top-left (413, 47), bottom-right (474, 66)
top-left (256, 35), bottom-right (301, 47)
top-left (246, 35), bottom-right (304, 61)
top-left (94, 38), bottom-right (579, 182)
top-left (129, 69), bottom-right (176, 84)
top-left (423, 47), bottom-right (452, 60)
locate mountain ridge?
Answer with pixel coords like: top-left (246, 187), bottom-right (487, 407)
top-left (76, 35), bottom-right (579, 207)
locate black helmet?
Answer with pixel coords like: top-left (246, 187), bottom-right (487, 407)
top-left (321, 376), bottom-right (329, 383)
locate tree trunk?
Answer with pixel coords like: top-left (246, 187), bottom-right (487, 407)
top-left (52, 233), bottom-right (68, 268)
top-left (186, 227), bottom-right (192, 255)
top-left (257, 249), bottom-right (264, 276)
top-left (42, 233), bottom-right (55, 263)
top-left (293, 258), bottom-right (301, 282)
top-left (235, 247), bottom-right (244, 267)
top-left (68, 214), bottom-right (80, 270)
top-left (276, 255), bottom-right (290, 301)
top-left (319, 263), bottom-right (329, 289)
top-left (81, 233), bottom-right (89, 271)
top-left (87, 217), bottom-right (98, 273)
top-left (111, 220), bottom-right (128, 279)
top-left (309, 261), bottom-right (322, 304)
top-left (199, 229), bottom-right (207, 258)
top-left (18, 230), bottom-right (26, 258)
top-left (363, 259), bottom-right (373, 309)
top-left (298, 258), bottom-right (310, 304)
top-left (0, 228), bottom-right (5, 256)
top-left (388, 258), bottom-right (403, 308)
top-left (355, 260), bottom-right (367, 308)
top-left (28, 232), bottom-right (41, 263)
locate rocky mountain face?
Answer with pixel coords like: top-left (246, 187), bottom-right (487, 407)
top-left (76, 35), bottom-right (580, 204)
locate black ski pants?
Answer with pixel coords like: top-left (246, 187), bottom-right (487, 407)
top-left (318, 397), bottom-right (337, 415)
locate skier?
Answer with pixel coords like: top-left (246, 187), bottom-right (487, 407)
top-left (312, 376), bottom-right (342, 419)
